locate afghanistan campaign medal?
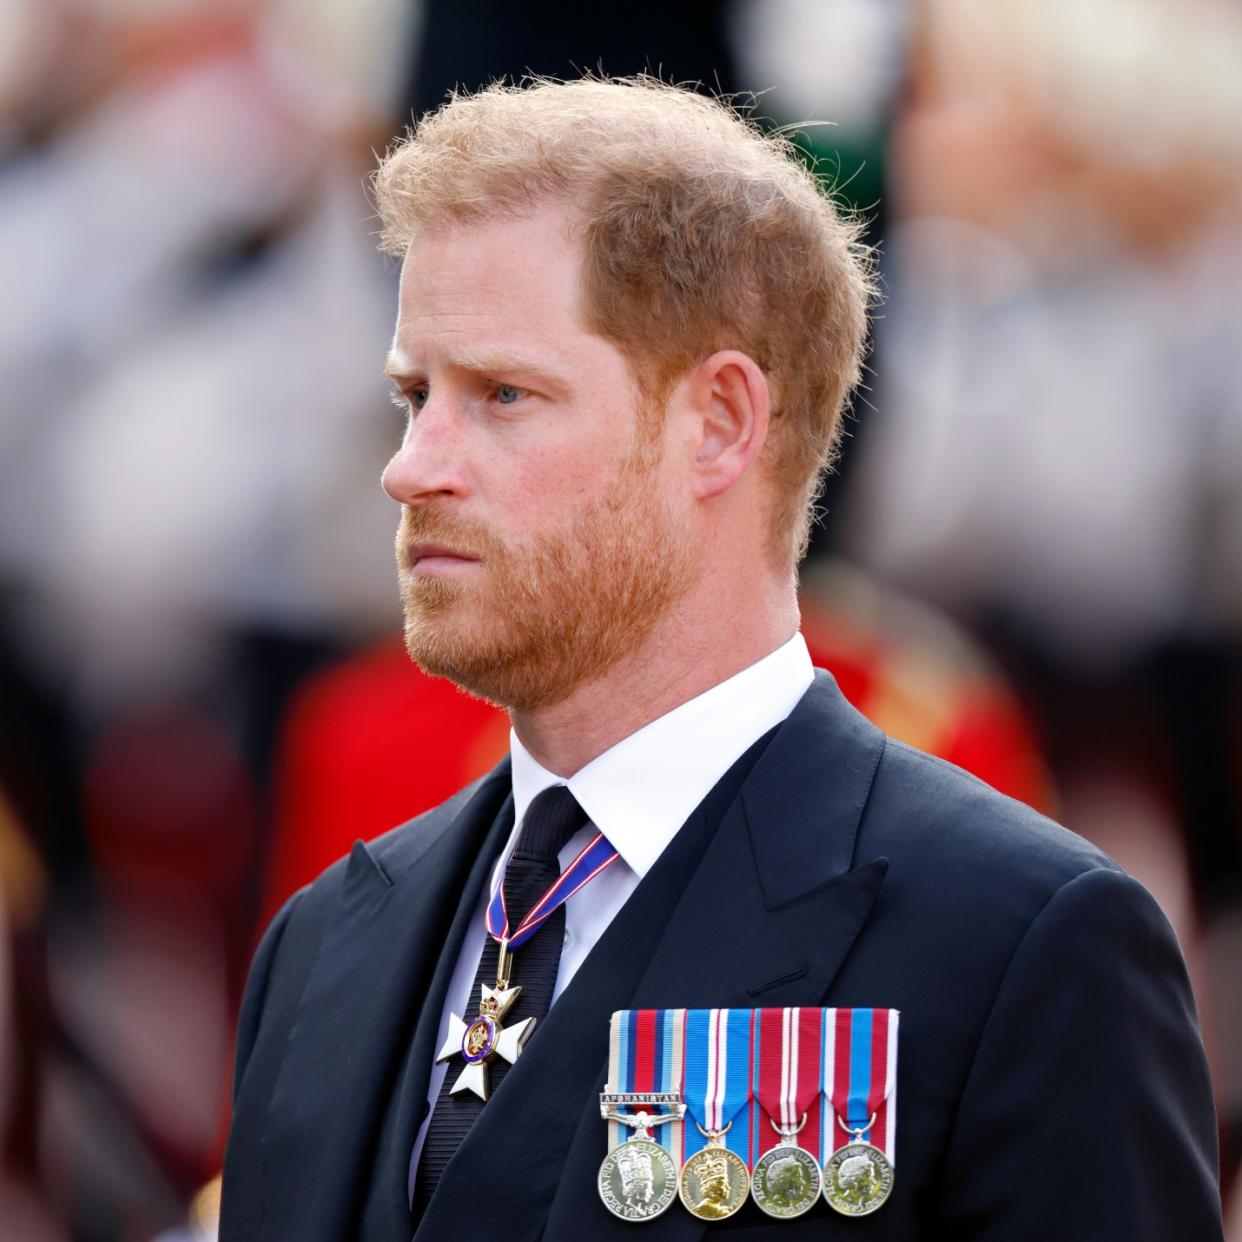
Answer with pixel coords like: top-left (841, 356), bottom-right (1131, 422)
top-left (822, 1008), bottom-right (899, 1217)
top-left (597, 1095), bottom-right (684, 1222)
top-left (434, 829), bottom-right (620, 1100)
top-left (678, 1009), bottom-right (754, 1222)
top-left (598, 1010), bottom-right (689, 1223)
top-left (750, 1008), bottom-right (824, 1219)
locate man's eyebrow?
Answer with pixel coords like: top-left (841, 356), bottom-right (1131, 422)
top-left (383, 353), bottom-right (418, 383)
top-left (383, 348), bottom-right (570, 391)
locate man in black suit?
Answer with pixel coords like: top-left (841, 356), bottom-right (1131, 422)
top-left (220, 78), bottom-right (1222, 1239)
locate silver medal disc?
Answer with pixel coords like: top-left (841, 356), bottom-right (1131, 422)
top-left (822, 1141), bottom-right (894, 1217)
top-left (598, 1137), bottom-right (679, 1222)
top-left (751, 1143), bottom-right (822, 1219)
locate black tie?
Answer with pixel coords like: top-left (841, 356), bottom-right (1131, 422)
top-left (411, 784), bottom-right (589, 1219)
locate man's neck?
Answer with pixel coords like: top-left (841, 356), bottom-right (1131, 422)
top-left (510, 592), bottom-right (800, 777)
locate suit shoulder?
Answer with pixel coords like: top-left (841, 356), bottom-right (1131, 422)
top-left (865, 737), bottom-right (1120, 908)
top-left (846, 740), bottom-right (1174, 1076)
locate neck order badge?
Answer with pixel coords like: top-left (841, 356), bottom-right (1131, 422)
top-left (434, 827), bottom-right (619, 1099)
top-left (600, 1007), bottom-right (898, 1225)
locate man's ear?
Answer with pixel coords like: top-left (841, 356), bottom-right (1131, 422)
top-left (688, 350), bottom-right (770, 500)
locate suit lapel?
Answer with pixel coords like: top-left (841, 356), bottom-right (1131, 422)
top-left (367, 791), bottom-right (518, 1237)
top-left (260, 765), bottom-right (512, 1242)
top-left (420, 672), bottom-right (889, 1242)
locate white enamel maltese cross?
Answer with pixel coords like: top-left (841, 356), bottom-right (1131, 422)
top-left (434, 980), bottom-right (536, 1101)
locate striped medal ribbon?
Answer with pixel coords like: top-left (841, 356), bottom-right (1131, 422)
top-left (603, 1007), bottom-right (900, 1223)
top-left (678, 1009), bottom-right (755, 1221)
top-left (750, 1008), bottom-right (825, 1218)
top-left (605, 1010), bottom-right (687, 1153)
top-left (822, 1008), bottom-right (899, 1217)
top-left (597, 1010), bottom-right (688, 1223)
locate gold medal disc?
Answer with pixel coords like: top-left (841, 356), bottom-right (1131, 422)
top-left (679, 1144), bottom-right (750, 1221)
top-left (822, 1141), bottom-right (894, 1217)
top-left (751, 1143), bottom-right (822, 1219)
top-left (597, 1138), bottom-right (678, 1222)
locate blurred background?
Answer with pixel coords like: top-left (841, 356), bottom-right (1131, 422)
top-left (0, 0), bottom-right (1239, 1237)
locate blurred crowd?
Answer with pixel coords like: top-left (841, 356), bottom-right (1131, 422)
top-left (0, 1), bottom-right (1238, 1238)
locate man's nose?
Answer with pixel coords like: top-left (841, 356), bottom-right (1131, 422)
top-left (380, 399), bottom-right (468, 504)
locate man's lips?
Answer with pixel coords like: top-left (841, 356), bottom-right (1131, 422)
top-left (406, 542), bottom-right (480, 572)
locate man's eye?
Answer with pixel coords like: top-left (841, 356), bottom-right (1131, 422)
top-left (496, 385), bottom-right (523, 405)
top-left (390, 388), bottom-right (428, 416)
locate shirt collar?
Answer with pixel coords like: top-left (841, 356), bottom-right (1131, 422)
top-left (509, 632), bottom-right (814, 879)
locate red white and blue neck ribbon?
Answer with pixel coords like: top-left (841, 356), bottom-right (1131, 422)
top-left (486, 825), bottom-right (619, 950)
top-left (825, 1008), bottom-right (899, 1163)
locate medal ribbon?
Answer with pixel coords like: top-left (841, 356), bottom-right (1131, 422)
top-left (606, 1008), bottom-right (686, 1153)
top-left (606, 1008), bottom-right (900, 1168)
top-left (825, 1008), bottom-right (900, 1161)
top-left (753, 1007), bottom-right (826, 1162)
top-left (486, 830), bottom-right (619, 950)
top-left (681, 1008), bottom-right (755, 1165)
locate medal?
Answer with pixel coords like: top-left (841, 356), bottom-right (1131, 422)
top-left (600, 1009), bottom-right (690, 1224)
top-left (678, 1009), bottom-right (753, 1221)
top-left (751, 1007), bottom-right (825, 1218)
top-left (823, 1125), bottom-right (894, 1217)
top-left (434, 939), bottom-right (533, 1100)
top-left (600, 1006), bottom-right (900, 1223)
top-left (436, 830), bottom-right (620, 1100)
top-left (752, 1126), bottom-right (822, 1219)
top-left (597, 1094), bottom-right (684, 1222)
top-left (822, 1008), bottom-right (899, 1217)
top-left (680, 1125), bottom-right (749, 1221)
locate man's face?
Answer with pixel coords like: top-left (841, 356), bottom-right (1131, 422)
top-left (382, 205), bottom-right (695, 711)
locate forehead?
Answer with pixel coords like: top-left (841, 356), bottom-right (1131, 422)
top-left (389, 205), bottom-right (596, 372)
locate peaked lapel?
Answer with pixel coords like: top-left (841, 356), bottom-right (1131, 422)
top-left (259, 765), bottom-right (513, 1242)
top-left (419, 672), bottom-right (889, 1242)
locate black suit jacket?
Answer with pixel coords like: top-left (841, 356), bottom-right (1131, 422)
top-left (221, 672), bottom-right (1222, 1240)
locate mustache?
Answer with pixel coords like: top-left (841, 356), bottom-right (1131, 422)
top-left (397, 506), bottom-right (506, 562)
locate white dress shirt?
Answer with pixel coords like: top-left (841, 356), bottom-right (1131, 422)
top-left (409, 632), bottom-right (815, 1197)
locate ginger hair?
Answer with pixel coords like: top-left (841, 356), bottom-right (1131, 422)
top-left (374, 76), bottom-right (874, 569)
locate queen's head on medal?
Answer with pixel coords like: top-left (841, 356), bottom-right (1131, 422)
top-left (691, 1153), bottom-right (732, 1218)
top-left (616, 1146), bottom-right (654, 1206)
top-left (767, 1155), bottom-right (805, 1205)
top-left (837, 1153), bottom-right (878, 1204)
